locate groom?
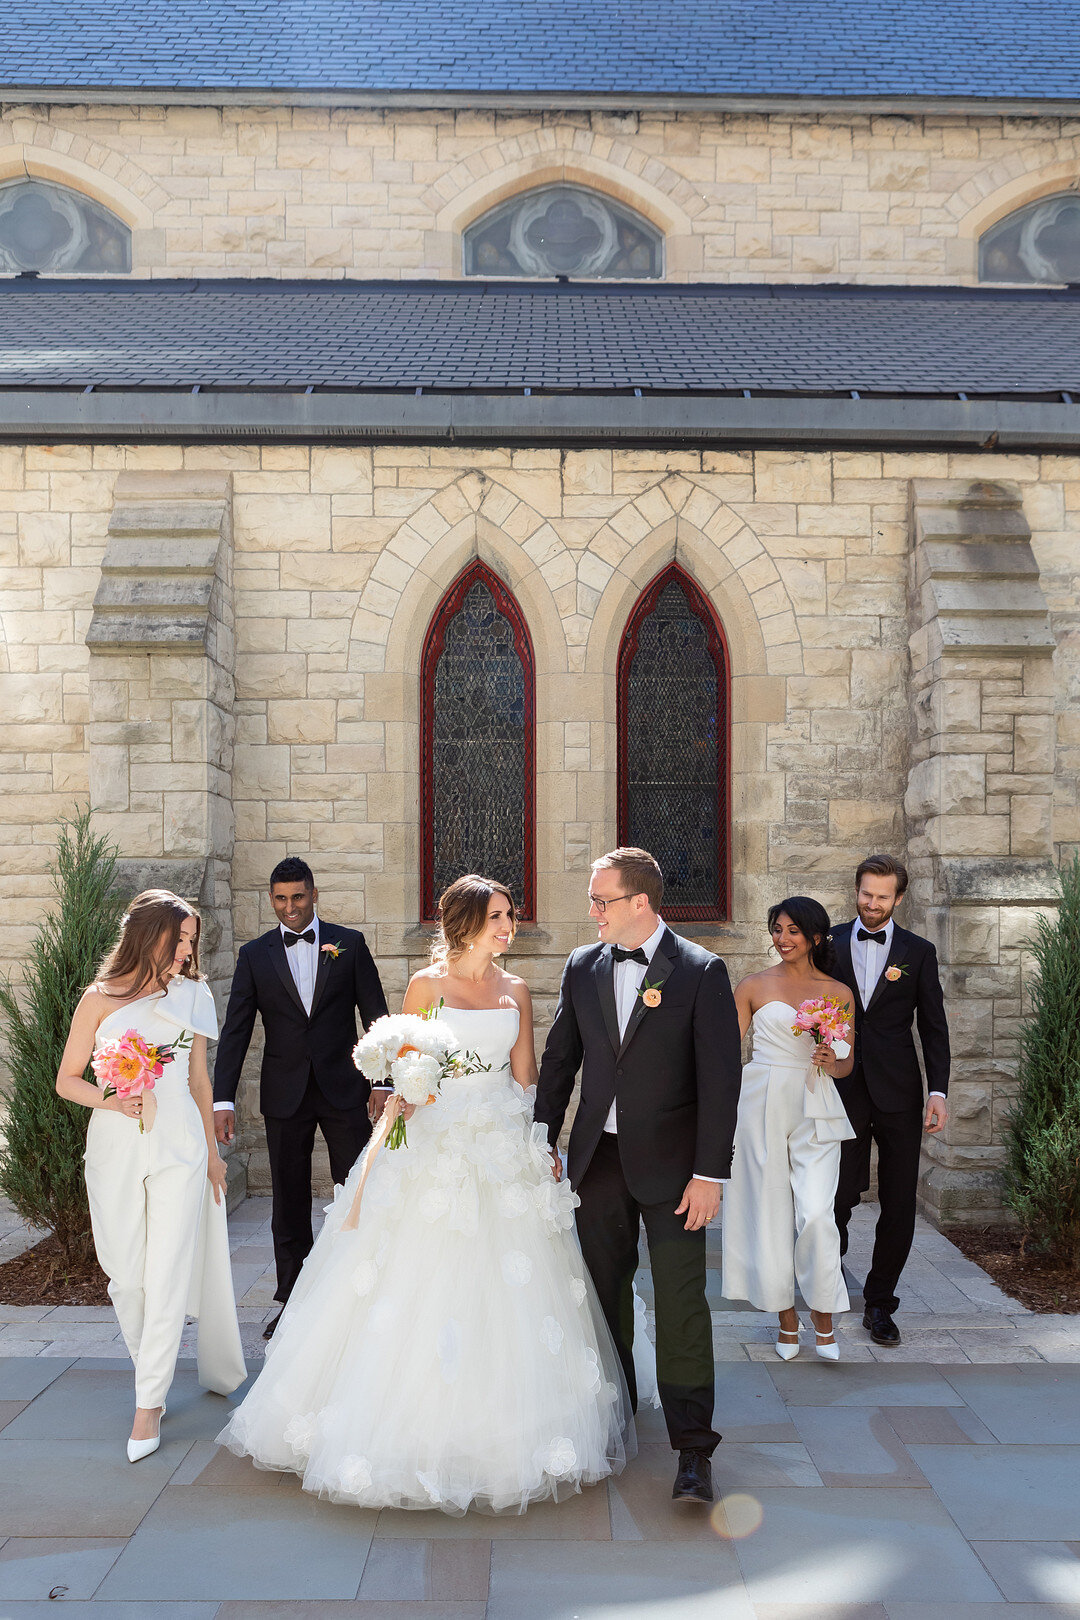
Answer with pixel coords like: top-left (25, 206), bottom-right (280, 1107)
top-left (214, 857), bottom-right (388, 1336)
top-left (535, 847), bottom-right (742, 1505)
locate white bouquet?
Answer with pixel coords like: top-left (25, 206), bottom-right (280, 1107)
top-left (352, 1005), bottom-right (489, 1148)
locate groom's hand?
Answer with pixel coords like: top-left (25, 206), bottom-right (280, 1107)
top-left (367, 1086), bottom-right (391, 1124)
top-left (675, 1177), bottom-right (721, 1231)
top-left (549, 1148), bottom-right (563, 1182)
top-left (214, 1108), bottom-right (235, 1145)
top-left (924, 1095), bottom-right (948, 1135)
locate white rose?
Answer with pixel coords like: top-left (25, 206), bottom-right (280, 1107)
top-left (501, 1250), bottom-right (533, 1287)
top-left (540, 1315), bottom-right (564, 1354)
top-left (337, 1454), bottom-right (372, 1495)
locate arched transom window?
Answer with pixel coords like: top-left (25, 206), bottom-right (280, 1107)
top-left (464, 184), bottom-right (662, 279)
top-left (0, 180), bottom-right (131, 275)
top-left (618, 566), bottom-right (730, 921)
top-left (421, 562), bottom-right (535, 921)
top-left (980, 192), bottom-right (1080, 284)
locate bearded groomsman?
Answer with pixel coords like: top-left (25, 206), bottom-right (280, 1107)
top-left (831, 854), bottom-right (950, 1347)
top-left (214, 857), bottom-right (388, 1337)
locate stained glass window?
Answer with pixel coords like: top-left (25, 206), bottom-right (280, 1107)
top-left (422, 564), bottom-right (535, 920)
top-left (618, 568), bottom-right (728, 920)
top-left (0, 180), bottom-right (131, 274)
top-left (979, 193), bottom-right (1080, 284)
top-left (463, 185), bottom-right (662, 279)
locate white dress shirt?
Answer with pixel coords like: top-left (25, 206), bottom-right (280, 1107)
top-left (602, 917), bottom-right (720, 1184)
top-left (850, 915), bottom-right (894, 1010)
top-left (849, 915), bottom-right (944, 1101)
top-left (214, 914), bottom-right (320, 1113)
top-left (282, 913), bottom-right (320, 1015)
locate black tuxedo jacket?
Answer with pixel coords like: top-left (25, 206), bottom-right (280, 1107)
top-left (830, 919), bottom-right (950, 1111)
top-left (534, 928), bottom-right (743, 1205)
top-left (214, 923), bottom-right (389, 1119)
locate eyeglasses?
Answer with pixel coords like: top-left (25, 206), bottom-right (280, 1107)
top-left (588, 892), bottom-right (642, 914)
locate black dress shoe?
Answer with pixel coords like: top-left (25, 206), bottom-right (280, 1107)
top-left (863, 1306), bottom-right (901, 1346)
top-left (262, 1311), bottom-right (283, 1341)
top-left (672, 1449), bottom-right (714, 1504)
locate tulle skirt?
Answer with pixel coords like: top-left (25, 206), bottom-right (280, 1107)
top-left (217, 1076), bottom-right (634, 1514)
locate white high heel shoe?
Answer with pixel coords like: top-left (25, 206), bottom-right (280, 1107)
top-left (126, 1408), bottom-right (163, 1462)
top-left (775, 1328), bottom-right (801, 1361)
top-left (814, 1331), bottom-right (840, 1362)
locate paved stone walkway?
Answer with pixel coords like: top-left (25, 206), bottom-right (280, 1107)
top-left (2, 1197), bottom-right (1080, 1614)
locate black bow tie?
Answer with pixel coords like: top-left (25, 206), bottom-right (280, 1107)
top-left (612, 946), bottom-right (648, 965)
top-left (284, 929), bottom-right (316, 947)
top-left (857, 928), bottom-right (887, 945)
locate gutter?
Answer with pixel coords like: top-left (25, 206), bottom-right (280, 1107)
top-left (1, 88), bottom-right (1080, 117)
top-left (0, 390), bottom-right (1076, 449)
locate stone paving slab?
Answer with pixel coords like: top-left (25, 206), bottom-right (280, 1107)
top-left (0, 1358), bottom-right (1077, 1611)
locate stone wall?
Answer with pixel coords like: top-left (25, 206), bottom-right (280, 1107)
top-left (2, 102), bottom-right (1080, 282)
top-left (1, 442), bottom-right (1077, 1207)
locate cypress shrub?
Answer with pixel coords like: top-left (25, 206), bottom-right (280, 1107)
top-left (0, 809), bottom-right (125, 1267)
top-left (1003, 855), bottom-right (1080, 1268)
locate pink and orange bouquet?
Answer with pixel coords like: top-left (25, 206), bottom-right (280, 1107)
top-left (791, 997), bottom-right (851, 1063)
top-left (91, 1028), bottom-right (191, 1132)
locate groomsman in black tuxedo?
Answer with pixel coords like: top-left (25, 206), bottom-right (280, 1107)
top-left (535, 848), bottom-right (742, 1506)
top-left (831, 854), bottom-right (950, 1346)
top-left (214, 857), bottom-right (388, 1336)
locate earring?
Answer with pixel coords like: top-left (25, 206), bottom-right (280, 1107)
top-left (468, 943), bottom-right (474, 951)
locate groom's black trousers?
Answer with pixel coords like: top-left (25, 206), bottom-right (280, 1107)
top-left (263, 1069), bottom-right (371, 1304)
top-left (833, 1073), bottom-right (924, 1315)
top-left (575, 1133), bottom-right (719, 1455)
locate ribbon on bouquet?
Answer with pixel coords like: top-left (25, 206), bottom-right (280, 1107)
top-left (340, 1094), bottom-right (403, 1232)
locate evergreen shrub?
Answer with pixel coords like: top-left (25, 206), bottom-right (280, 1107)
top-left (0, 809), bottom-right (125, 1267)
top-left (1004, 855), bottom-right (1080, 1269)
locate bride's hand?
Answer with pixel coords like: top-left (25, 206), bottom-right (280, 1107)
top-left (207, 1151), bottom-right (228, 1206)
top-left (109, 1094), bottom-right (143, 1120)
top-left (812, 1042), bottom-right (836, 1075)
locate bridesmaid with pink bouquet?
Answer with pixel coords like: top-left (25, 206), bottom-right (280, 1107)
top-left (56, 889), bottom-right (245, 1461)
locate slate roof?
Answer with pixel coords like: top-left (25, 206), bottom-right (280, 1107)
top-left (1, 0), bottom-right (1078, 99)
top-left (0, 280), bottom-right (1078, 397)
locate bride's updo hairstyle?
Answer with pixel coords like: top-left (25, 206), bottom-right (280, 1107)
top-left (767, 895), bottom-right (835, 974)
top-left (432, 874), bottom-right (517, 967)
top-left (96, 888), bottom-right (204, 996)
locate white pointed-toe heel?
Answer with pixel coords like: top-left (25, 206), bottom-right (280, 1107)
top-left (775, 1328), bottom-right (801, 1361)
top-left (815, 1332), bottom-right (840, 1362)
top-left (126, 1433), bottom-right (160, 1463)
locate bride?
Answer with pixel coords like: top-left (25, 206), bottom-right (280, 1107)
top-left (218, 873), bottom-right (633, 1514)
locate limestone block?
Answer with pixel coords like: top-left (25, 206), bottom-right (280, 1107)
top-left (948, 906), bottom-right (1000, 966)
top-left (928, 679), bottom-right (982, 735)
top-left (235, 654), bottom-right (307, 699)
top-left (163, 791), bottom-right (211, 856)
top-left (828, 798), bottom-right (903, 844)
top-left (89, 743), bottom-right (129, 813)
top-left (786, 676), bottom-right (848, 710)
top-left (234, 494), bottom-right (330, 553)
top-left (233, 743), bottom-right (291, 799)
top-left (1013, 713), bottom-right (1054, 774)
top-left (1010, 794), bottom-right (1053, 858)
top-left (925, 813), bottom-right (1010, 858)
top-left (266, 699), bottom-right (337, 745)
top-left (754, 454), bottom-right (831, 504)
top-left (0, 673), bottom-right (64, 723)
top-left (905, 754), bottom-right (985, 820)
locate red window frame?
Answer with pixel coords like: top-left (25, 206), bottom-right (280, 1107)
top-left (616, 563), bottom-right (731, 922)
top-left (420, 560), bottom-right (537, 923)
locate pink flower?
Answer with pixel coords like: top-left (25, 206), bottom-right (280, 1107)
top-left (791, 997), bottom-right (851, 1049)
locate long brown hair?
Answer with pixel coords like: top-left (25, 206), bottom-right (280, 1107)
top-left (432, 875), bottom-right (516, 966)
top-left (96, 889), bottom-right (204, 997)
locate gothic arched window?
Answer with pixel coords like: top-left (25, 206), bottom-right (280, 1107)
top-left (463, 185), bottom-right (663, 279)
top-left (979, 192), bottom-right (1080, 284)
top-left (0, 180), bottom-right (131, 274)
top-left (617, 566), bottom-right (730, 921)
top-left (421, 562), bottom-right (536, 921)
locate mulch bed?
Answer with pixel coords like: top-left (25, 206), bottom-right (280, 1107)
top-left (945, 1223), bottom-right (1080, 1313)
top-left (0, 1234), bottom-right (111, 1307)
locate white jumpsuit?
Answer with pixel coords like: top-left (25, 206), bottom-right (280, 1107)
top-left (85, 976), bottom-right (246, 1408)
top-left (721, 1000), bottom-right (855, 1314)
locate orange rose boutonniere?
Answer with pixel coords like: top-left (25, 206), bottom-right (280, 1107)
top-left (884, 963), bottom-right (907, 983)
top-left (638, 979), bottom-right (663, 1010)
top-left (321, 942), bottom-right (344, 960)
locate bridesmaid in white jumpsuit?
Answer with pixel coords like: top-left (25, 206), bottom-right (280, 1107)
top-left (721, 896), bottom-right (855, 1361)
top-left (56, 889), bottom-right (245, 1460)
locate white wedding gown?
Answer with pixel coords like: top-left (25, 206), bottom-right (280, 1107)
top-left (218, 1005), bottom-right (633, 1514)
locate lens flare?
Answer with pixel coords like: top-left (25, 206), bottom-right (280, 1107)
top-left (711, 1492), bottom-right (764, 1539)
